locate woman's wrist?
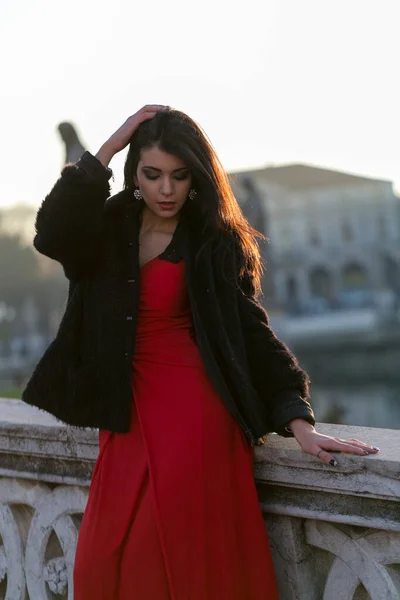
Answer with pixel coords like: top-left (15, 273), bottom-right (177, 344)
top-left (286, 418), bottom-right (315, 437)
top-left (95, 144), bottom-right (116, 168)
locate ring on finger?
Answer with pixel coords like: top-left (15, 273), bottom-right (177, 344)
top-left (317, 449), bottom-right (323, 459)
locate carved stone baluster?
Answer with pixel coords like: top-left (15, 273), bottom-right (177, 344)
top-left (25, 485), bottom-right (88, 600)
top-left (0, 478), bottom-right (53, 600)
top-left (305, 520), bottom-right (400, 599)
top-left (0, 503), bottom-right (25, 600)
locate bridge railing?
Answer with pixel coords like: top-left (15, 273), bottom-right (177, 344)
top-left (0, 398), bottom-right (398, 599)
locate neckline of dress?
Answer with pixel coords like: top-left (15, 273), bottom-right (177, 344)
top-left (139, 219), bottom-right (182, 270)
top-left (140, 255), bottom-right (160, 270)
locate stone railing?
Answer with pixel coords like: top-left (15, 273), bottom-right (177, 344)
top-left (0, 398), bottom-right (398, 600)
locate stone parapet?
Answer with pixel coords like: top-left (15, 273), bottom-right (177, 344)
top-left (255, 423), bottom-right (400, 599)
top-left (0, 399), bottom-right (398, 599)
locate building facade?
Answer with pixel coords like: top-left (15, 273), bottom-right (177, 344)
top-left (230, 163), bottom-right (400, 313)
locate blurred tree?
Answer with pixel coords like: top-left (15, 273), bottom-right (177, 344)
top-left (0, 230), bottom-right (67, 342)
top-left (0, 120), bottom-right (83, 365)
top-left (0, 204), bottom-right (36, 245)
top-left (0, 232), bottom-right (39, 307)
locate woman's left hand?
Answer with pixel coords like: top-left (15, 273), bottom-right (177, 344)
top-left (287, 419), bottom-right (380, 466)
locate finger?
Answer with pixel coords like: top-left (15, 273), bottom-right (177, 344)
top-left (127, 109), bottom-right (160, 122)
top-left (322, 440), bottom-right (373, 456)
top-left (137, 109), bottom-right (164, 124)
top-left (139, 110), bottom-right (162, 117)
top-left (143, 104), bottom-right (166, 111)
top-left (139, 114), bottom-right (161, 124)
top-left (132, 107), bottom-right (163, 120)
top-left (343, 438), bottom-right (380, 452)
top-left (315, 448), bottom-right (338, 467)
top-left (141, 107), bottom-right (165, 117)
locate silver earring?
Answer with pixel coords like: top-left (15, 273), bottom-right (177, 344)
top-left (189, 189), bottom-right (197, 200)
top-left (134, 188), bottom-right (142, 200)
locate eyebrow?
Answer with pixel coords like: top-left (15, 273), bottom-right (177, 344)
top-left (142, 166), bottom-right (189, 173)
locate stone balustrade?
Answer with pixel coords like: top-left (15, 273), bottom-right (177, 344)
top-left (0, 398), bottom-right (398, 599)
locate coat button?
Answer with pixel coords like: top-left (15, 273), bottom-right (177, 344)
top-left (126, 316), bottom-right (133, 321)
top-left (128, 279), bottom-right (135, 283)
top-left (124, 352), bottom-right (129, 357)
top-left (128, 242), bottom-right (133, 247)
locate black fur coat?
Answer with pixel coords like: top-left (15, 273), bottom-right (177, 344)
top-left (22, 152), bottom-right (315, 447)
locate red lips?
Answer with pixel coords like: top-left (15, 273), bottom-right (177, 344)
top-left (158, 202), bottom-right (176, 211)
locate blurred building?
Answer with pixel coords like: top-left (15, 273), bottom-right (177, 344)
top-left (229, 174), bottom-right (274, 301)
top-left (230, 163), bottom-right (400, 314)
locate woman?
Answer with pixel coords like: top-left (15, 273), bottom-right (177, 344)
top-left (22, 105), bottom-right (379, 599)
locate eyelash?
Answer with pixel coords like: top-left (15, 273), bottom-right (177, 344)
top-left (145, 174), bottom-right (189, 181)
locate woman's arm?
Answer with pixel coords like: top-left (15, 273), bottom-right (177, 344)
top-left (34, 105), bottom-right (166, 280)
top-left (33, 150), bottom-right (112, 280)
top-left (238, 290), bottom-right (380, 463)
top-left (237, 290), bottom-right (315, 436)
top-left (236, 253), bottom-right (380, 463)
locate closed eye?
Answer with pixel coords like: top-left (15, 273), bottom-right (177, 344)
top-left (144, 173), bottom-right (190, 181)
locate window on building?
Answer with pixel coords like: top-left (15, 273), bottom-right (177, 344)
top-left (287, 275), bottom-right (298, 299)
top-left (342, 263), bottom-right (368, 290)
top-left (377, 214), bottom-right (386, 239)
top-left (309, 266), bottom-right (332, 299)
top-left (278, 226), bottom-right (292, 250)
top-left (309, 227), bottom-right (320, 246)
top-left (341, 220), bottom-right (354, 242)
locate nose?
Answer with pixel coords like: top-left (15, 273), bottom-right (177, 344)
top-left (160, 176), bottom-right (173, 197)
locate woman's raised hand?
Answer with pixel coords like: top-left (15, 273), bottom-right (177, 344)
top-left (96, 105), bottom-right (166, 166)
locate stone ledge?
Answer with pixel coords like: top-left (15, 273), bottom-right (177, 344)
top-left (0, 399), bottom-right (98, 484)
top-left (0, 400), bottom-right (399, 498)
top-left (257, 485), bottom-right (400, 532)
top-left (0, 399), bottom-right (399, 599)
top-left (254, 423), bottom-right (400, 535)
top-left (254, 423), bottom-right (400, 498)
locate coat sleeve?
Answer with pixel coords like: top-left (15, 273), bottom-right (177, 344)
top-left (236, 258), bottom-right (316, 436)
top-left (33, 151), bottom-right (112, 280)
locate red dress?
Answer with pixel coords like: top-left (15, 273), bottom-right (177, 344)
top-left (73, 256), bottom-right (279, 599)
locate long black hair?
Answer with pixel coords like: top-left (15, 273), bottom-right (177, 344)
top-left (123, 107), bottom-right (265, 297)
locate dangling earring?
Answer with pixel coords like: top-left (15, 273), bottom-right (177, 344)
top-left (189, 189), bottom-right (197, 200)
top-left (134, 187), bottom-right (142, 200)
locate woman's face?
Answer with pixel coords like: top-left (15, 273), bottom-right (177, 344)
top-left (134, 146), bottom-right (192, 218)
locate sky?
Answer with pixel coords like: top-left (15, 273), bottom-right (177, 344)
top-left (1, 0), bottom-right (400, 208)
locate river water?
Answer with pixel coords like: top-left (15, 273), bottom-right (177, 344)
top-left (311, 382), bottom-right (400, 430)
